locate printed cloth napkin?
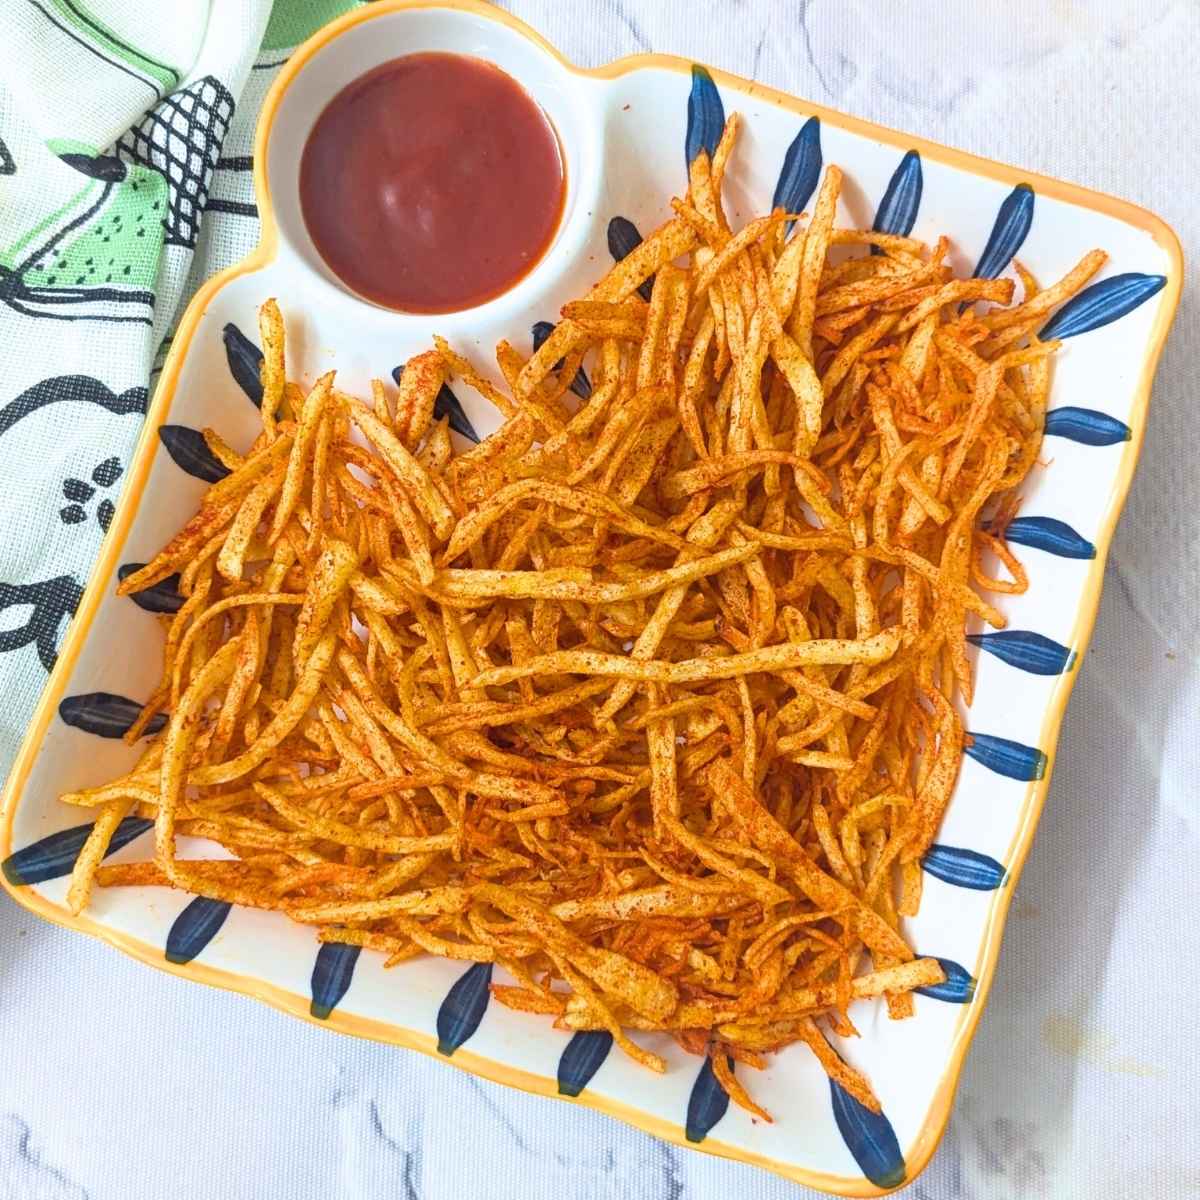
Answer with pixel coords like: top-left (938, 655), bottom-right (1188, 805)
top-left (0, 0), bottom-right (364, 769)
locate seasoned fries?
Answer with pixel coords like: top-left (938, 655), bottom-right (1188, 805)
top-left (70, 114), bottom-right (1101, 1121)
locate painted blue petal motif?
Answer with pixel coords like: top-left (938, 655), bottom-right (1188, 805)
top-left (773, 116), bottom-right (822, 230)
top-left (607, 216), bottom-right (654, 301)
top-left (166, 896), bottom-right (232, 964)
top-left (159, 425), bottom-right (230, 483)
top-left (830, 1079), bottom-right (906, 1190)
top-left (2, 816), bottom-right (151, 886)
top-left (532, 321), bottom-right (592, 399)
top-left (390, 363), bottom-right (479, 444)
top-left (221, 322), bottom-right (263, 406)
top-left (557, 1030), bottom-right (613, 1097)
top-left (966, 629), bottom-right (1075, 676)
top-left (433, 387), bottom-right (479, 443)
top-left (922, 844), bottom-right (1007, 891)
top-left (685, 65), bottom-right (724, 167)
top-left (310, 943), bottom-right (360, 1019)
top-left (1004, 516), bottom-right (1095, 560)
top-left (915, 957), bottom-right (976, 1004)
top-left (1044, 406), bottom-right (1131, 446)
top-left (966, 732), bottom-right (1047, 781)
top-left (1040, 272), bottom-right (1166, 340)
top-left (118, 562), bottom-right (184, 614)
top-left (685, 1055), bottom-right (731, 1143)
top-left (607, 215), bottom-right (642, 261)
top-left (59, 692), bottom-right (165, 738)
top-left (973, 184), bottom-right (1034, 280)
top-left (437, 961), bottom-right (493, 1055)
top-left (872, 150), bottom-right (923, 247)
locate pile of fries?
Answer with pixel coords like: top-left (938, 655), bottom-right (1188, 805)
top-left (64, 115), bottom-right (1104, 1118)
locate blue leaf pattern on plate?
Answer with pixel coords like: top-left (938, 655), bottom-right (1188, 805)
top-left (1004, 516), bottom-right (1095, 559)
top-left (159, 425), bottom-right (230, 483)
top-left (437, 961), bottom-right (493, 1055)
top-left (830, 1079), bottom-right (906, 1190)
top-left (966, 732), bottom-right (1047, 781)
top-left (221, 322), bottom-right (263, 407)
top-left (607, 215), bottom-right (642, 261)
top-left (685, 65), bottom-right (724, 167)
top-left (685, 1055), bottom-right (731, 1143)
top-left (310, 943), bottom-right (360, 1019)
top-left (1044, 406), bottom-right (1131, 446)
top-left (391, 363), bottom-right (479, 443)
top-left (972, 184), bottom-right (1034, 280)
top-left (165, 896), bottom-right (232, 964)
top-left (59, 692), bottom-right (165, 738)
top-left (772, 116), bottom-right (821, 231)
top-left (532, 320), bottom-right (592, 399)
top-left (557, 1030), bottom-right (613, 1097)
top-left (915, 957), bottom-right (976, 1003)
top-left (433, 387), bottom-right (479, 442)
top-left (1040, 272), bottom-right (1166, 340)
top-left (606, 215), bottom-right (654, 301)
top-left (117, 562), bottom-right (184, 614)
top-left (966, 629), bottom-right (1075, 676)
top-left (922, 844), bottom-right (1007, 890)
top-left (2, 816), bottom-right (151, 886)
top-left (871, 150), bottom-right (922, 247)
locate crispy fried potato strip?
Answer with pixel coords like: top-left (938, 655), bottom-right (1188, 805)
top-left (71, 117), bottom-right (1097, 1120)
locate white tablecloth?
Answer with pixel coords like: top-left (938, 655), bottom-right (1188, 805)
top-left (2, 2), bottom-right (1197, 1197)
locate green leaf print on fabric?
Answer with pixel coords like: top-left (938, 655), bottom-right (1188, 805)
top-left (42, 0), bottom-right (181, 96)
top-left (0, 155), bottom-right (162, 323)
top-left (261, 0), bottom-right (362, 52)
top-left (19, 165), bottom-right (164, 291)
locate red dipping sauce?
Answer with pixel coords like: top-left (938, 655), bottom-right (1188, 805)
top-left (299, 52), bottom-right (565, 313)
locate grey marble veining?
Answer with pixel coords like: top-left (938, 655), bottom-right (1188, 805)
top-left (1, 2), bottom-right (1198, 1198)
top-left (0, 1114), bottom-right (89, 1200)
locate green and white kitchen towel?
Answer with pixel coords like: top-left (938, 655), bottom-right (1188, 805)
top-left (0, 0), bottom-right (364, 770)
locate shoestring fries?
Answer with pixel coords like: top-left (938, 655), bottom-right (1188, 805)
top-left (69, 113), bottom-right (1101, 1120)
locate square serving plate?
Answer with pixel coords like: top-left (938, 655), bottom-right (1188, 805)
top-left (0, 2), bottom-right (1181, 1193)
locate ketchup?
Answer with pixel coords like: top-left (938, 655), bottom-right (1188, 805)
top-left (299, 52), bottom-right (565, 313)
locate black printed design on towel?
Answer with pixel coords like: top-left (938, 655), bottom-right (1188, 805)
top-left (0, 376), bottom-right (147, 441)
top-left (59, 457), bottom-right (123, 532)
top-left (0, 576), bottom-right (84, 671)
top-left (116, 76), bottom-right (235, 248)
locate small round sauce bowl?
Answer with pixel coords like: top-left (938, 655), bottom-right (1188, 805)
top-left (261, 3), bottom-right (602, 327)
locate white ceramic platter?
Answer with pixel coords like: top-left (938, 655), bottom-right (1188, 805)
top-left (0, 2), bottom-right (1181, 1194)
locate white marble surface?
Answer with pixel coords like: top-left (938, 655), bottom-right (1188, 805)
top-left (2, 2), bottom-right (1199, 1197)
